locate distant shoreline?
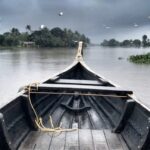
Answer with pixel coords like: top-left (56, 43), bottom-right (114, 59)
top-left (0, 26), bottom-right (90, 48)
top-left (101, 35), bottom-right (150, 48)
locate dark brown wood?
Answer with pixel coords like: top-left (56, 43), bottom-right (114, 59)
top-left (0, 113), bottom-right (14, 150)
top-left (120, 103), bottom-right (150, 150)
top-left (32, 83), bottom-right (133, 94)
top-left (113, 99), bottom-right (135, 133)
top-left (21, 95), bottom-right (38, 130)
top-left (118, 135), bottom-right (129, 150)
top-left (138, 123), bottom-right (150, 150)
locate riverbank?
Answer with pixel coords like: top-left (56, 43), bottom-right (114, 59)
top-left (0, 27), bottom-right (90, 48)
top-left (0, 46), bottom-right (18, 49)
top-left (129, 53), bottom-right (150, 64)
top-left (100, 35), bottom-right (150, 47)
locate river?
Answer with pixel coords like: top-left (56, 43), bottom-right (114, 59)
top-left (0, 46), bottom-right (150, 108)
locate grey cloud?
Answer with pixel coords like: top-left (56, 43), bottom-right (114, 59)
top-left (0, 0), bottom-right (150, 42)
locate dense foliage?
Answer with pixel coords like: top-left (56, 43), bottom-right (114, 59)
top-left (129, 53), bottom-right (150, 64)
top-left (0, 26), bottom-right (90, 47)
top-left (101, 35), bottom-right (150, 47)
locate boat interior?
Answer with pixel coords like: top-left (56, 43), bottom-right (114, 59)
top-left (0, 43), bottom-right (150, 150)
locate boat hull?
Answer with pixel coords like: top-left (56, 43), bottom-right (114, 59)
top-left (0, 42), bottom-right (150, 150)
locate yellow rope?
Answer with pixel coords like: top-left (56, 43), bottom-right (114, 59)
top-left (27, 83), bottom-right (39, 121)
top-left (24, 82), bottom-right (129, 133)
top-left (27, 83), bottom-right (77, 133)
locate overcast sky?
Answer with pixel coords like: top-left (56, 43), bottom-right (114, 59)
top-left (1, 0), bottom-right (150, 43)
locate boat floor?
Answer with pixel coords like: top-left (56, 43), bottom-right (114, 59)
top-left (19, 129), bottom-right (129, 150)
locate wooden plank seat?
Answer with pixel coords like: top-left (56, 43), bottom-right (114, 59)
top-left (55, 79), bottom-right (103, 86)
top-left (19, 129), bottom-right (129, 150)
top-left (31, 83), bottom-right (133, 95)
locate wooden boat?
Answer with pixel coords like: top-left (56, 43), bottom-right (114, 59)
top-left (0, 42), bottom-right (150, 150)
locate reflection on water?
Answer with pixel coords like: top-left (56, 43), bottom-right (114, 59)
top-left (0, 46), bottom-right (150, 108)
top-left (0, 48), bottom-right (76, 106)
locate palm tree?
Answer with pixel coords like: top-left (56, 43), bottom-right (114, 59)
top-left (142, 35), bottom-right (148, 47)
top-left (11, 28), bottom-right (20, 36)
top-left (26, 25), bottom-right (31, 33)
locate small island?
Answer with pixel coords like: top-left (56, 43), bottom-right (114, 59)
top-left (0, 25), bottom-right (90, 48)
top-left (101, 35), bottom-right (150, 47)
top-left (129, 53), bottom-right (150, 64)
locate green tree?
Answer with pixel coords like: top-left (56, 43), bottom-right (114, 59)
top-left (142, 35), bottom-right (148, 47)
top-left (26, 25), bottom-right (31, 33)
top-left (101, 40), bottom-right (109, 46)
top-left (11, 28), bottom-right (20, 36)
top-left (3, 30), bottom-right (19, 46)
top-left (0, 35), bottom-right (5, 45)
top-left (108, 39), bottom-right (119, 47)
top-left (133, 39), bottom-right (141, 47)
top-left (3, 36), bottom-right (19, 46)
top-left (19, 32), bottom-right (29, 41)
top-left (51, 27), bottom-right (64, 38)
top-left (29, 28), bottom-right (53, 47)
top-left (0, 26), bottom-right (90, 48)
top-left (121, 40), bottom-right (132, 47)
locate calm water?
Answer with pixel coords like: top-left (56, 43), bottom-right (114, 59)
top-left (0, 46), bottom-right (150, 108)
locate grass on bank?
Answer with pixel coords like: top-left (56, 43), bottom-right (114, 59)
top-left (129, 52), bottom-right (150, 64)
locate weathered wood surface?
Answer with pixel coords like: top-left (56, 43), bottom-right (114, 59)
top-left (18, 131), bottom-right (53, 150)
top-left (56, 79), bottom-right (101, 85)
top-left (79, 129), bottom-right (94, 150)
top-left (92, 130), bottom-right (109, 150)
top-left (19, 129), bottom-right (129, 150)
top-left (65, 130), bottom-right (79, 150)
top-left (104, 130), bottom-right (124, 150)
top-left (32, 83), bottom-right (133, 94)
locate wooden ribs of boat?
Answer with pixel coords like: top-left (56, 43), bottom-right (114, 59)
top-left (0, 41), bottom-right (150, 150)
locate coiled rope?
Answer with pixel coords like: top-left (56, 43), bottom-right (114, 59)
top-left (26, 83), bottom-right (77, 133)
top-left (24, 82), bottom-right (129, 133)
